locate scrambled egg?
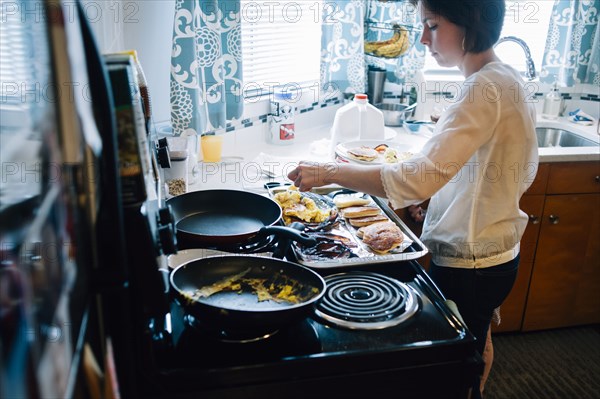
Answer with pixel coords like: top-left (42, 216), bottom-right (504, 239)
top-left (383, 148), bottom-right (414, 164)
top-left (273, 189), bottom-right (330, 224)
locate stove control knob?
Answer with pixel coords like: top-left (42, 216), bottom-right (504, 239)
top-left (156, 146), bottom-right (171, 169)
top-left (158, 205), bottom-right (174, 227)
top-left (157, 137), bottom-right (169, 149)
top-left (157, 224), bottom-right (177, 255)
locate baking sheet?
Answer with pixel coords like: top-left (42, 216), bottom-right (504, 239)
top-left (268, 187), bottom-right (429, 268)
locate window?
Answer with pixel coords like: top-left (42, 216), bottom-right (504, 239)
top-left (241, 1), bottom-right (322, 98)
top-left (423, 1), bottom-right (554, 75)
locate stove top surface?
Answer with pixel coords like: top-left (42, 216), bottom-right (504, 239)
top-left (167, 261), bottom-right (472, 370)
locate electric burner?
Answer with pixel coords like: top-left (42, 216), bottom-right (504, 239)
top-left (315, 271), bottom-right (420, 329)
top-left (216, 234), bottom-right (277, 254)
top-left (176, 234), bottom-right (277, 253)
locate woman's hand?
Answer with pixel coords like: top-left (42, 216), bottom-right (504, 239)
top-left (287, 161), bottom-right (339, 191)
top-left (408, 204), bottom-right (426, 223)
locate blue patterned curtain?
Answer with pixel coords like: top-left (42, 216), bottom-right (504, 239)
top-left (540, 0), bottom-right (600, 86)
top-left (170, 0), bottom-right (243, 136)
top-left (320, 0), bottom-right (424, 95)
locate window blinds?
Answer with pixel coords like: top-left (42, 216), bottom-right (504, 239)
top-left (240, 1), bottom-right (322, 97)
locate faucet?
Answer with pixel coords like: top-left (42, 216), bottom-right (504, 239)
top-left (495, 36), bottom-right (536, 81)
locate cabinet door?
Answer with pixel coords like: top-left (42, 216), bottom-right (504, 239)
top-left (523, 194), bottom-right (597, 331)
top-left (572, 193), bottom-right (600, 325)
top-left (493, 195), bottom-right (544, 333)
top-left (546, 162), bottom-right (600, 194)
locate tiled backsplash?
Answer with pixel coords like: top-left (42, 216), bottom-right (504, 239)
top-left (156, 82), bottom-right (598, 138)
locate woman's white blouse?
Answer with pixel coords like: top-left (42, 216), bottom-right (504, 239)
top-left (381, 62), bottom-right (539, 268)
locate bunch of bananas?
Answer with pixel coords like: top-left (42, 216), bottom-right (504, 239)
top-left (364, 25), bottom-right (410, 59)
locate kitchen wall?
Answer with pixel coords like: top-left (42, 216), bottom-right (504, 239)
top-left (84, 0), bottom-right (599, 138)
top-left (83, 0), bottom-right (174, 123)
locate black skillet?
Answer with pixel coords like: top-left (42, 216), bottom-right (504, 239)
top-left (170, 255), bottom-right (326, 337)
top-left (166, 189), bottom-right (316, 250)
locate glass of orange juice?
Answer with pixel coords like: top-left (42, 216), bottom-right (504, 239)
top-left (200, 135), bottom-right (223, 163)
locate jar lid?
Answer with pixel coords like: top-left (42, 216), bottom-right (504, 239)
top-left (169, 149), bottom-right (188, 160)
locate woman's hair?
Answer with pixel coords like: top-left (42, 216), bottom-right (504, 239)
top-left (410, 0), bottom-right (505, 53)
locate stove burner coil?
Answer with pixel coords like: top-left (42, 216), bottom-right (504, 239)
top-left (315, 272), bottom-right (419, 329)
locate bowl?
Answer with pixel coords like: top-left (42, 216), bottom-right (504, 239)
top-left (375, 103), bottom-right (416, 126)
top-left (403, 120), bottom-right (421, 133)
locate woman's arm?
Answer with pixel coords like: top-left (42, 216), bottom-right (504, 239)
top-left (288, 161), bottom-right (388, 197)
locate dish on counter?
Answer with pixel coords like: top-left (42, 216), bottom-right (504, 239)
top-left (268, 189), bottom-right (419, 267)
top-left (335, 140), bottom-right (414, 165)
top-left (271, 185), bottom-right (338, 231)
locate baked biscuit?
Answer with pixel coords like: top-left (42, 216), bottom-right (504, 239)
top-left (361, 221), bottom-right (403, 254)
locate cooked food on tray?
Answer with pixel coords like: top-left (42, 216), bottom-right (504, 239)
top-left (383, 147), bottom-right (399, 163)
top-left (348, 214), bottom-right (389, 227)
top-left (341, 205), bottom-right (381, 219)
top-left (360, 221), bottom-right (404, 254)
top-left (187, 267), bottom-right (319, 304)
top-left (374, 143), bottom-right (389, 153)
top-left (383, 148), bottom-right (413, 164)
top-left (274, 188), bottom-right (331, 224)
top-left (333, 195), bottom-right (371, 209)
top-left (346, 146), bottom-right (379, 162)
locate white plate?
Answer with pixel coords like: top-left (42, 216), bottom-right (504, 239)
top-left (384, 127), bottom-right (397, 140)
top-left (335, 140), bottom-right (413, 165)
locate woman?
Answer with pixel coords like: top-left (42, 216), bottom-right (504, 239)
top-left (288, 0), bottom-right (538, 397)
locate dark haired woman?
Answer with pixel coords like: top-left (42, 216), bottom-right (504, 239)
top-left (288, 0), bottom-right (538, 397)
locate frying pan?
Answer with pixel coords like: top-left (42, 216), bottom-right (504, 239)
top-left (167, 189), bottom-right (315, 249)
top-left (170, 255), bottom-right (326, 336)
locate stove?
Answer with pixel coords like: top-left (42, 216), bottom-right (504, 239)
top-left (315, 271), bottom-right (419, 329)
top-left (139, 260), bottom-right (482, 399)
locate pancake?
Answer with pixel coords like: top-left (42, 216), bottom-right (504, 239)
top-left (341, 205), bottom-right (381, 219)
top-left (346, 146), bottom-right (378, 162)
top-left (333, 196), bottom-right (371, 209)
top-left (348, 214), bottom-right (389, 227)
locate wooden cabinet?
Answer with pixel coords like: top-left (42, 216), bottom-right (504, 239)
top-left (394, 161), bottom-right (599, 333)
top-left (492, 161), bottom-right (600, 332)
top-left (492, 194), bottom-right (544, 333)
top-left (522, 161), bottom-right (600, 331)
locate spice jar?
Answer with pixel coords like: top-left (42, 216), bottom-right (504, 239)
top-left (268, 90), bottom-right (295, 145)
top-left (163, 149), bottom-right (188, 197)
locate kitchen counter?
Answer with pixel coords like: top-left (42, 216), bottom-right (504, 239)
top-left (187, 112), bottom-right (599, 192)
top-left (535, 117), bottom-right (600, 162)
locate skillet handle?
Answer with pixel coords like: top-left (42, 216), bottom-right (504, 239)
top-left (259, 225), bottom-right (317, 246)
top-left (260, 224), bottom-right (317, 259)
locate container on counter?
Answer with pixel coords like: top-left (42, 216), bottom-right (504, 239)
top-left (542, 81), bottom-right (563, 120)
top-left (330, 94), bottom-right (385, 154)
top-left (268, 90), bottom-right (296, 145)
top-left (163, 149), bottom-right (188, 197)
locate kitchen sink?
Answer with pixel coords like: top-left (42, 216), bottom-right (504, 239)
top-left (536, 127), bottom-right (599, 148)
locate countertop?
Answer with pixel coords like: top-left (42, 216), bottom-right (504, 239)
top-left (187, 115), bottom-right (599, 192)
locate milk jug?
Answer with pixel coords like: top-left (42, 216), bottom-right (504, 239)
top-left (330, 94), bottom-right (385, 153)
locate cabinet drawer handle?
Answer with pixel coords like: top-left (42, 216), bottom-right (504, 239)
top-left (528, 215), bottom-right (540, 224)
top-left (595, 175), bottom-right (600, 183)
top-left (549, 215), bottom-right (560, 224)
